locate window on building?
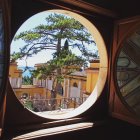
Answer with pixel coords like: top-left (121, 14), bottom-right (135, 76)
top-left (21, 93), bottom-right (29, 99)
top-left (73, 82), bottom-right (78, 87)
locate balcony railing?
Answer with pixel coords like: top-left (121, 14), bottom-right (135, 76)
top-left (20, 97), bottom-right (88, 114)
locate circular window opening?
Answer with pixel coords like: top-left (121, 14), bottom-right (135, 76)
top-left (10, 10), bottom-right (107, 119)
top-left (116, 27), bottom-right (140, 118)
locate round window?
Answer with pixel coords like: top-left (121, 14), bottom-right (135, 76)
top-left (116, 27), bottom-right (140, 118)
top-left (10, 10), bottom-right (107, 119)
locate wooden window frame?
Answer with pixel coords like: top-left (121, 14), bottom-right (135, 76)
top-left (109, 16), bottom-right (140, 126)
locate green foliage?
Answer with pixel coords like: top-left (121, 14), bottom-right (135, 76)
top-left (11, 13), bottom-right (97, 61)
top-left (22, 76), bottom-right (33, 85)
top-left (31, 48), bottom-right (86, 87)
top-left (11, 13), bottom-right (98, 92)
top-left (10, 52), bottom-right (22, 62)
top-left (24, 100), bottom-right (34, 111)
top-left (63, 39), bottom-right (69, 50)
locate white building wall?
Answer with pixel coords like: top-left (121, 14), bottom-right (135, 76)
top-left (33, 78), bottom-right (53, 90)
top-left (9, 77), bottom-right (22, 88)
top-left (70, 87), bottom-right (80, 98)
top-left (47, 80), bottom-right (52, 90)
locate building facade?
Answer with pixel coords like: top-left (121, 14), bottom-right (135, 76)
top-left (9, 60), bottom-right (99, 110)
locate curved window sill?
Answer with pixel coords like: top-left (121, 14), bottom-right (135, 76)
top-left (12, 122), bottom-right (93, 140)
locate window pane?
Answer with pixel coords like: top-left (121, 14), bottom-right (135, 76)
top-left (116, 28), bottom-right (140, 117)
top-left (0, 10), bottom-right (4, 89)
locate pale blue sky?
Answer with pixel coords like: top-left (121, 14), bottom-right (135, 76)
top-left (11, 11), bottom-right (98, 67)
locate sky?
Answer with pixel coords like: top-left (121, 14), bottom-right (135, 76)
top-left (11, 11), bottom-right (53, 67)
top-left (10, 11), bottom-right (98, 67)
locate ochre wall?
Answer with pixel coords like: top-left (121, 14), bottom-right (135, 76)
top-left (14, 86), bottom-right (46, 99)
top-left (86, 61), bottom-right (99, 93)
top-left (9, 62), bottom-right (22, 78)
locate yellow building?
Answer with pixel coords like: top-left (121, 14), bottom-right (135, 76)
top-left (9, 59), bottom-right (99, 110)
top-left (9, 62), bottom-right (47, 100)
top-left (32, 59), bottom-right (100, 108)
top-left (85, 59), bottom-right (100, 94)
top-left (9, 62), bottom-right (22, 88)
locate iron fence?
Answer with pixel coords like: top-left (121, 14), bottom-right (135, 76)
top-left (20, 97), bottom-right (88, 112)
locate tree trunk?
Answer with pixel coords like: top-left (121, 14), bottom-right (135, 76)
top-left (50, 38), bottom-right (61, 110)
top-left (50, 89), bottom-right (57, 110)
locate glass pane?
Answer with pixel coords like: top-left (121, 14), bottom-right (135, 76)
top-left (0, 10), bottom-right (4, 88)
top-left (116, 28), bottom-right (140, 117)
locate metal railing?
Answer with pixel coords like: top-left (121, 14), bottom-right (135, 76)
top-left (20, 97), bottom-right (88, 112)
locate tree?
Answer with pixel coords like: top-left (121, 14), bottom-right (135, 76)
top-left (22, 75), bottom-right (33, 85)
top-left (11, 13), bottom-right (98, 109)
top-left (13, 13), bottom-right (97, 61)
top-left (31, 40), bottom-right (86, 86)
top-left (31, 40), bottom-right (86, 109)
